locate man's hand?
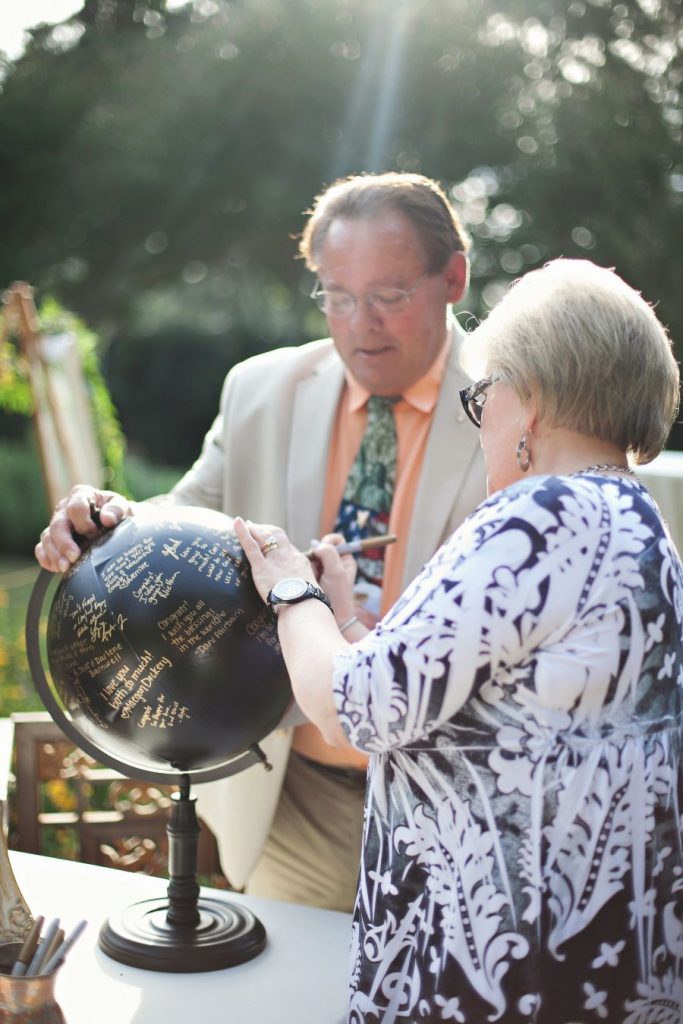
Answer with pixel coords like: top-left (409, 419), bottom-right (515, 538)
top-left (35, 484), bottom-right (134, 573)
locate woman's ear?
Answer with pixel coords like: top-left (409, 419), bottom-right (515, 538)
top-left (522, 399), bottom-right (539, 437)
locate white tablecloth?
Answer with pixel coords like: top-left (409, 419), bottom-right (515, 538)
top-left (8, 852), bottom-right (351, 1024)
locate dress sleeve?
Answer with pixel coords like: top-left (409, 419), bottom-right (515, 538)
top-left (332, 477), bottom-right (619, 752)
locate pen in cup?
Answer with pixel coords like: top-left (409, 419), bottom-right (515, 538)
top-left (304, 534), bottom-right (397, 559)
top-left (25, 918), bottom-right (60, 977)
top-left (10, 915), bottom-right (44, 976)
top-left (41, 920), bottom-right (87, 975)
top-left (40, 927), bottom-right (65, 971)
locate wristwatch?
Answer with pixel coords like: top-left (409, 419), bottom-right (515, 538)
top-left (267, 577), bottom-right (332, 615)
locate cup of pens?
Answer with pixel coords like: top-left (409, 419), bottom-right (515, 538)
top-left (0, 917), bottom-right (86, 1023)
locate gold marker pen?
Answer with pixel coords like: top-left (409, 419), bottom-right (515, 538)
top-left (304, 534), bottom-right (397, 559)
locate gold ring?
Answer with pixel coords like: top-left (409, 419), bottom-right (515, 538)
top-left (261, 538), bottom-right (279, 555)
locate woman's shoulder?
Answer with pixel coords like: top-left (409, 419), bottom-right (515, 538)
top-left (479, 471), bottom-right (645, 511)
top-left (461, 472), bottom-right (660, 542)
top-left (422, 473), bottom-right (675, 607)
top-left (464, 473), bottom-right (572, 524)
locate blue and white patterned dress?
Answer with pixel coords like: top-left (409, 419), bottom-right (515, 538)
top-left (333, 474), bottom-right (683, 1024)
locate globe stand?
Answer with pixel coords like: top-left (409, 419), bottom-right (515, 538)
top-left (98, 773), bottom-right (266, 972)
top-left (26, 569), bottom-right (270, 973)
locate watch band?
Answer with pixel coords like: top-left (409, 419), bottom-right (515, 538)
top-left (267, 581), bottom-right (332, 615)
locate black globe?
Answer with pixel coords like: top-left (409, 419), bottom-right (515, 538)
top-left (41, 505), bottom-right (291, 779)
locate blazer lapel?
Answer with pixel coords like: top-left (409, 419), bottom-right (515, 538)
top-left (286, 346), bottom-right (345, 547)
top-left (403, 330), bottom-right (480, 585)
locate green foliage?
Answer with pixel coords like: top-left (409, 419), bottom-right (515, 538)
top-left (0, 336), bottom-right (32, 417)
top-left (122, 451), bottom-right (182, 500)
top-left (103, 323), bottom-right (255, 467)
top-left (0, 434), bottom-right (51, 555)
top-left (0, 558), bottom-right (44, 716)
top-left (0, 0), bottom-right (681, 453)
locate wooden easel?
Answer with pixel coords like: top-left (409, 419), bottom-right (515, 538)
top-left (0, 281), bottom-right (106, 942)
top-left (0, 281), bottom-right (103, 509)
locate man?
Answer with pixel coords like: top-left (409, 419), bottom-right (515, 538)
top-left (36, 172), bottom-right (486, 912)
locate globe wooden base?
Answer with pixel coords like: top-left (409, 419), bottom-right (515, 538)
top-left (98, 896), bottom-right (266, 972)
top-left (98, 777), bottom-right (266, 972)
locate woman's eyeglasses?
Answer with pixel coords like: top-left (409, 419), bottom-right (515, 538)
top-left (459, 374), bottom-right (500, 427)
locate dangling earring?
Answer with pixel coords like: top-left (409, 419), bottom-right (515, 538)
top-left (516, 431), bottom-right (531, 472)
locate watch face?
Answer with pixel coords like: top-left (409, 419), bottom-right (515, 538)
top-left (273, 578), bottom-right (309, 601)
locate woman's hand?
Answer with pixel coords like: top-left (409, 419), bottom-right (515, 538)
top-left (309, 533), bottom-right (357, 625)
top-left (235, 517), bottom-right (353, 748)
top-left (234, 518), bottom-right (315, 604)
top-left (35, 484), bottom-right (134, 573)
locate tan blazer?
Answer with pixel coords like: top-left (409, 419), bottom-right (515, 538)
top-left (176, 331), bottom-right (487, 886)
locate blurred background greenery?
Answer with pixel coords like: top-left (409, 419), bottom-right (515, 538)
top-left (0, 0), bottom-right (682, 714)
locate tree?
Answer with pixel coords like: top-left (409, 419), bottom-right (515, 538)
top-left (1, 0), bottom-right (681, 454)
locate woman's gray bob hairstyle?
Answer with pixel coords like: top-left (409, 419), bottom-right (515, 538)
top-left (464, 259), bottom-right (679, 465)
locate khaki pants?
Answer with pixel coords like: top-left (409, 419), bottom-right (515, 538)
top-left (245, 751), bottom-right (366, 913)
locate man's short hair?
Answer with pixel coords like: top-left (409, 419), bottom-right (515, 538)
top-left (299, 172), bottom-right (470, 272)
top-left (465, 258), bottom-right (680, 465)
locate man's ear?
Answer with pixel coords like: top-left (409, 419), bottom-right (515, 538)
top-left (443, 250), bottom-right (469, 304)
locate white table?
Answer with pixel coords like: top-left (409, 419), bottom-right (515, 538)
top-left (8, 852), bottom-right (351, 1024)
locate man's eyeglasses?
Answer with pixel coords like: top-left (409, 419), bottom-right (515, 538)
top-left (459, 374), bottom-right (500, 427)
top-left (311, 273), bottom-right (432, 318)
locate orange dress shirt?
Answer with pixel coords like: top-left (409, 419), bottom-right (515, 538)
top-left (320, 336), bottom-right (452, 614)
top-left (293, 337), bottom-right (451, 767)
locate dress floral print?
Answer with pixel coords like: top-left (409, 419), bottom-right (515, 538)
top-left (333, 475), bottom-right (683, 1024)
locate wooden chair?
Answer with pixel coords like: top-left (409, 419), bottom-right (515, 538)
top-left (7, 712), bottom-right (227, 886)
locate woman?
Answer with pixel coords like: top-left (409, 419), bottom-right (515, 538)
top-left (234, 259), bottom-right (683, 1023)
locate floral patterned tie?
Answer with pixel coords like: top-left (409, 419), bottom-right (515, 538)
top-left (334, 395), bottom-right (399, 586)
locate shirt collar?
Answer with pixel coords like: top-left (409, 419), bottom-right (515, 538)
top-left (345, 331), bottom-right (452, 414)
